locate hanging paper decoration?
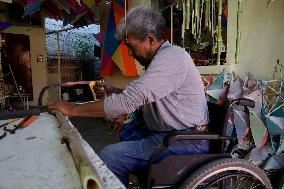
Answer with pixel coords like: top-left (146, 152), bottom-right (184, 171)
top-left (22, 0), bottom-right (43, 16)
top-left (21, 0), bottom-right (99, 27)
top-left (82, 0), bottom-right (95, 9)
top-left (267, 0), bottom-right (275, 8)
top-left (205, 68), bottom-right (230, 102)
top-left (76, 0), bottom-right (81, 5)
top-left (50, 0), bottom-right (70, 14)
top-left (0, 22), bottom-right (12, 31)
top-left (93, 32), bottom-right (105, 44)
top-left (100, 0), bottom-right (137, 77)
top-left (68, 0), bottom-right (80, 11)
top-left (94, 0), bottom-right (103, 4)
top-left (41, 0), bottom-right (63, 19)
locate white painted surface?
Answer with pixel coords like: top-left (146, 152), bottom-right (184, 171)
top-left (0, 113), bottom-right (81, 189)
top-left (56, 112), bottom-right (126, 189)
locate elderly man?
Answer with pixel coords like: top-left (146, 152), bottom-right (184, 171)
top-left (49, 5), bottom-right (208, 186)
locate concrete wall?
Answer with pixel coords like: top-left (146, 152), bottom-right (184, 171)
top-left (228, 0), bottom-right (284, 80)
top-left (4, 26), bottom-right (48, 106)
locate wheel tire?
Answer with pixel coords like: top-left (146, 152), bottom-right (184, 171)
top-left (179, 158), bottom-right (272, 189)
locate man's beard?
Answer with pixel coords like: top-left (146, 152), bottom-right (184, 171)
top-left (133, 53), bottom-right (152, 69)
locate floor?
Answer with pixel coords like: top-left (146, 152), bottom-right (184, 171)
top-left (69, 117), bottom-right (119, 153)
top-left (69, 117), bottom-right (139, 188)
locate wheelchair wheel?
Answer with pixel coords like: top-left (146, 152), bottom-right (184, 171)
top-left (179, 158), bottom-right (272, 189)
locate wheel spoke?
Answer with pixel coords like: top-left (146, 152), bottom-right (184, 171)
top-left (181, 159), bottom-right (272, 189)
top-left (201, 172), bottom-right (266, 189)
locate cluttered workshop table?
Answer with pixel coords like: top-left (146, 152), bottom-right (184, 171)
top-left (0, 111), bottom-right (125, 189)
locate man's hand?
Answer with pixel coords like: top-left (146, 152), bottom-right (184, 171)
top-left (105, 114), bottom-right (128, 133)
top-left (93, 79), bottom-right (107, 99)
top-left (93, 80), bottom-right (123, 99)
top-left (48, 101), bottom-right (74, 117)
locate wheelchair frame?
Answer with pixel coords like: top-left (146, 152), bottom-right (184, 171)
top-left (140, 99), bottom-right (273, 189)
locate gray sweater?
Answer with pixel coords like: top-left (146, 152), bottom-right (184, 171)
top-left (104, 41), bottom-right (208, 132)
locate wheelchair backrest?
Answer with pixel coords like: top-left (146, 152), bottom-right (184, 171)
top-left (207, 101), bottom-right (229, 153)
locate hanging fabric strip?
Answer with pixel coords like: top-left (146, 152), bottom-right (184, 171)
top-left (191, 0), bottom-right (194, 34)
top-left (182, 1), bottom-right (186, 43)
top-left (170, 5), bottom-right (173, 44)
top-left (185, 0), bottom-right (190, 29)
top-left (23, 0), bottom-right (43, 17)
top-left (194, 0), bottom-right (198, 39)
top-left (205, 0), bottom-right (209, 27)
top-left (216, 0), bottom-right (222, 65)
top-left (198, 0), bottom-right (205, 43)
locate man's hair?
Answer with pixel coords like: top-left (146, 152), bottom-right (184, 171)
top-left (116, 5), bottom-right (166, 41)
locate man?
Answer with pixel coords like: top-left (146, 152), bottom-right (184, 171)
top-left (49, 5), bottom-right (208, 186)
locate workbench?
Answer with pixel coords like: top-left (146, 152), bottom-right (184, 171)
top-left (0, 112), bottom-right (125, 189)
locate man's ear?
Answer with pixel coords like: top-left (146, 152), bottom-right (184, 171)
top-left (148, 33), bottom-right (156, 45)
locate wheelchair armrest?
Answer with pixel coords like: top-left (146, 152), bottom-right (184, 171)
top-left (163, 130), bottom-right (231, 147)
top-left (231, 98), bottom-right (255, 108)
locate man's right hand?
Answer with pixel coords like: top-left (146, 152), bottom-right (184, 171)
top-left (93, 79), bottom-right (107, 99)
top-left (48, 101), bottom-right (74, 117)
top-left (93, 80), bottom-right (121, 99)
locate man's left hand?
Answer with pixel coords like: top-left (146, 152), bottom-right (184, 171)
top-left (48, 101), bottom-right (74, 117)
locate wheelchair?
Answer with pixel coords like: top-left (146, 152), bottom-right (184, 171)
top-left (137, 99), bottom-right (272, 189)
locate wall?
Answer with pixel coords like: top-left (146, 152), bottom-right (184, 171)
top-left (228, 0), bottom-right (284, 80)
top-left (4, 26), bottom-right (48, 106)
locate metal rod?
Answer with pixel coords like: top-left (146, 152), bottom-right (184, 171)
top-left (46, 26), bottom-right (75, 35)
top-left (8, 64), bottom-right (24, 104)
